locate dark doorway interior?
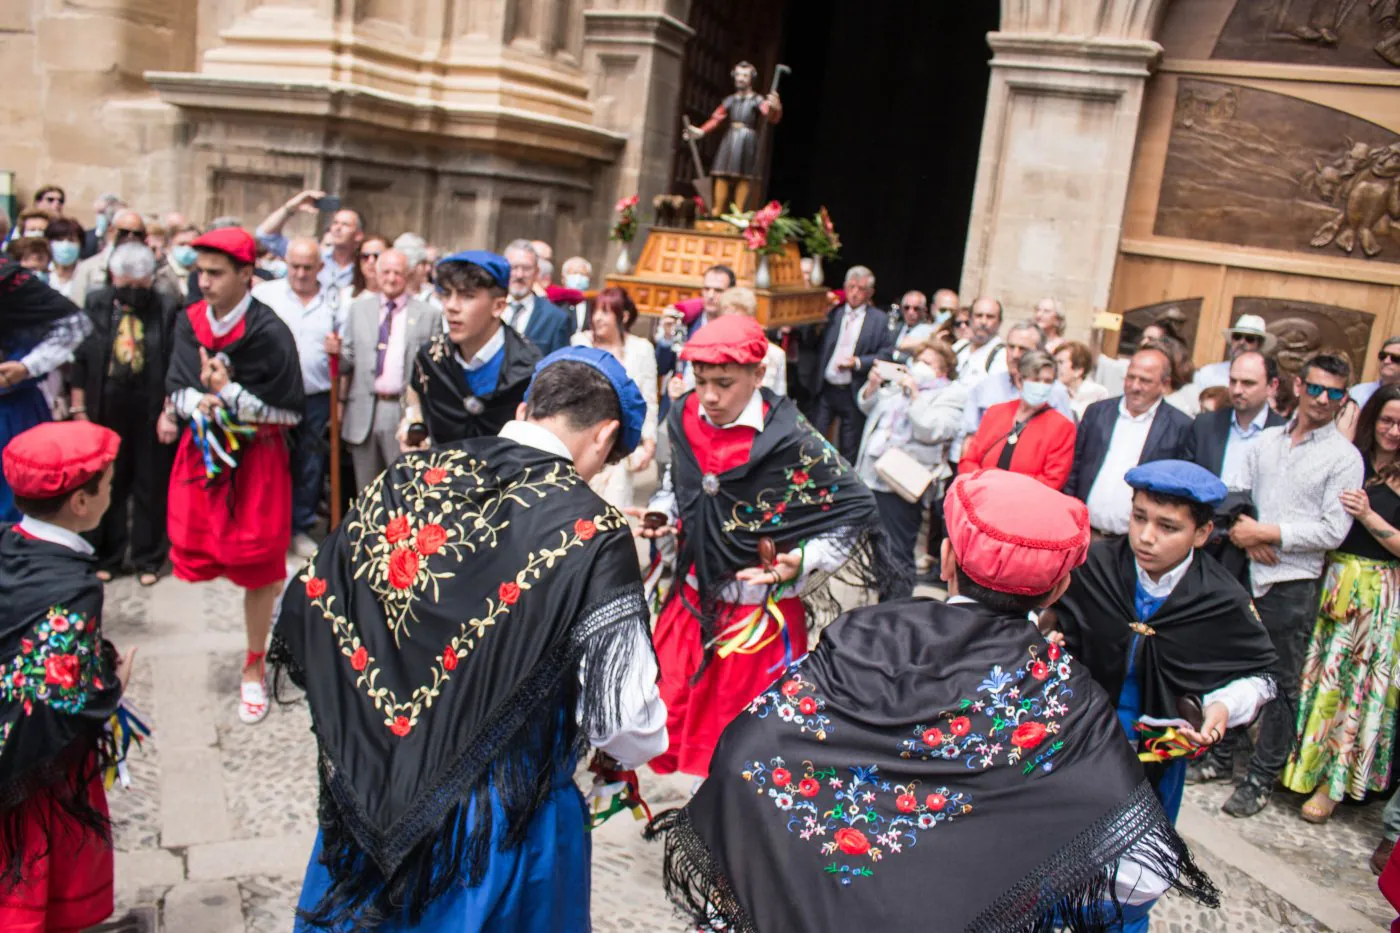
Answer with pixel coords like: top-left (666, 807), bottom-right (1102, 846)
top-left (767, 0), bottom-right (998, 306)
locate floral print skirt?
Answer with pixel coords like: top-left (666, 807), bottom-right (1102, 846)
top-left (1282, 551), bottom-right (1400, 801)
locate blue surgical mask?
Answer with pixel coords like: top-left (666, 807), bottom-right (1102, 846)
top-left (172, 245), bottom-right (198, 269)
top-left (94, 214), bottom-right (110, 238)
top-left (50, 241), bottom-right (80, 267)
top-left (264, 258), bottom-right (288, 279)
top-left (565, 273), bottom-right (590, 291)
top-left (1021, 381), bottom-right (1054, 408)
top-left (29, 268), bottom-right (49, 285)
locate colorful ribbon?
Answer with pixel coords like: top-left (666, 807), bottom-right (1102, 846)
top-left (709, 584), bottom-right (794, 673)
top-left (191, 408), bottom-right (256, 481)
top-left (104, 701), bottom-right (152, 790)
top-left (1134, 723), bottom-right (1206, 763)
top-left (585, 756), bottom-right (652, 829)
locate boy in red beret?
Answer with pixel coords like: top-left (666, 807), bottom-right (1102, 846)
top-left (0, 421), bottom-right (133, 933)
top-left (165, 227), bottom-right (304, 724)
top-left (635, 313), bottom-right (897, 779)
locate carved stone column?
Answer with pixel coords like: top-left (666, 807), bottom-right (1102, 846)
top-left (960, 1), bottom-right (1166, 334)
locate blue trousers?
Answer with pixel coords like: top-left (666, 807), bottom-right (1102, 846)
top-left (0, 385), bottom-right (51, 523)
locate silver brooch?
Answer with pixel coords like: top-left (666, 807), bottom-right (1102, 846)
top-left (702, 473), bottom-right (720, 496)
top-left (464, 396), bottom-right (485, 416)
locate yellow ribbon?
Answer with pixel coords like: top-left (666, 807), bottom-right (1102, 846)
top-left (712, 592), bottom-right (787, 659)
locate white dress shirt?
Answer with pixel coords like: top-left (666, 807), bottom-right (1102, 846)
top-left (19, 515), bottom-right (95, 555)
top-left (504, 294), bottom-right (536, 336)
top-left (1219, 406), bottom-right (1271, 491)
top-left (1086, 400), bottom-right (1160, 535)
top-left (497, 419), bottom-right (668, 768)
top-left (455, 325), bottom-right (506, 372)
top-left (823, 304), bottom-right (867, 386)
top-left (957, 336), bottom-right (1007, 387)
top-left (252, 279), bottom-right (340, 394)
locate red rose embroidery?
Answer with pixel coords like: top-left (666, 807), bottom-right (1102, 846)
top-left (50, 615), bottom-right (69, 633)
top-left (416, 523), bottom-right (447, 557)
top-left (1011, 721), bottom-right (1048, 750)
top-left (798, 696), bottom-right (818, 715)
top-left (781, 680), bottom-right (802, 697)
top-left (922, 727), bottom-right (944, 747)
top-left (925, 792), bottom-right (947, 811)
top-left (896, 793), bottom-right (917, 813)
top-left (949, 716), bottom-right (971, 737)
top-left (305, 576), bottom-right (328, 599)
top-left (442, 647), bottom-right (458, 671)
top-left (499, 581), bottom-right (521, 605)
top-left (797, 778), bottom-right (820, 798)
top-left (1030, 660), bottom-right (1050, 681)
top-left (19, 639), bottom-right (32, 654)
top-left (772, 768), bottom-right (792, 787)
top-left (93, 677), bottom-right (104, 690)
top-left (388, 548), bottom-right (419, 589)
top-left (11, 670), bottom-right (23, 687)
top-left (350, 646), bottom-right (368, 671)
top-left (390, 716), bottom-right (412, 737)
top-left (833, 827), bottom-right (871, 856)
top-left (574, 519), bottom-right (597, 541)
top-left (44, 654), bottom-right (79, 690)
top-left (1047, 643), bottom-right (1061, 661)
top-left (792, 470), bottom-right (809, 485)
top-left (385, 515), bottom-right (410, 545)
top-left (423, 467), bottom-right (447, 485)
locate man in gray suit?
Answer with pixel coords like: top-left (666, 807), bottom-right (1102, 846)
top-left (327, 249), bottom-right (441, 492)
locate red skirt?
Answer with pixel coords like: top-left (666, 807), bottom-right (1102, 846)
top-left (168, 425), bottom-right (290, 590)
top-left (0, 770), bottom-right (113, 933)
top-left (650, 584), bottom-right (807, 778)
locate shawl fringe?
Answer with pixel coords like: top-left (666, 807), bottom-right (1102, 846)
top-left (0, 730), bottom-right (112, 891)
top-left (277, 583), bottom-right (650, 930)
top-left (647, 781), bottom-right (1218, 933)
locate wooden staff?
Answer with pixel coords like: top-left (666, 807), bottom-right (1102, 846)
top-left (329, 353), bottom-right (343, 528)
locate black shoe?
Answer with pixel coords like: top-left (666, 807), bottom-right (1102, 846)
top-left (1185, 759), bottom-right (1231, 785)
top-left (1222, 777), bottom-right (1271, 818)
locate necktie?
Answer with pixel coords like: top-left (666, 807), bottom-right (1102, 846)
top-left (375, 298), bottom-right (398, 377)
top-left (508, 300), bottom-right (524, 328)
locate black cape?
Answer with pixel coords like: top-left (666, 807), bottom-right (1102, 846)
top-left (1053, 538), bottom-right (1276, 723)
top-left (0, 258), bottom-right (88, 355)
top-left (668, 391), bottom-right (901, 649)
top-left (646, 599), bottom-right (1217, 932)
top-left (270, 437), bottom-right (650, 927)
top-left (165, 298), bottom-right (305, 414)
top-left (411, 327), bottom-right (540, 444)
top-left (0, 527), bottom-right (121, 886)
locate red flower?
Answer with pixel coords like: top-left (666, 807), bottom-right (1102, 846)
top-left (1047, 643), bottom-right (1061, 661)
top-left (922, 728), bottom-right (944, 747)
top-left (925, 792), bottom-right (947, 811)
top-left (949, 716), bottom-right (971, 737)
top-left (772, 768), bottom-right (792, 787)
top-left (423, 467), bottom-right (447, 486)
top-left (20, 639), bottom-right (32, 654)
top-left (574, 519), bottom-right (597, 541)
top-left (11, 670), bottom-right (23, 687)
top-left (781, 679), bottom-right (802, 697)
top-left (388, 548), bottom-right (419, 589)
top-left (416, 524), bottom-right (447, 557)
top-left (792, 470), bottom-right (809, 485)
top-left (50, 615), bottom-right (69, 633)
top-left (763, 512), bottom-right (773, 521)
top-left (833, 827), bottom-right (870, 856)
top-left (350, 646), bottom-right (368, 671)
top-left (896, 793), bottom-right (917, 813)
top-left (93, 677), bottom-right (103, 690)
top-left (798, 696), bottom-right (817, 715)
top-left (385, 515), bottom-right (410, 544)
top-left (797, 778), bottom-right (820, 798)
top-left (1011, 721), bottom-right (1048, 750)
top-left (1030, 661), bottom-right (1049, 681)
top-left (390, 716), bottom-right (412, 737)
top-left (775, 503), bottom-right (786, 513)
top-left (305, 576), bottom-right (328, 599)
top-left (499, 581), bottom-right (521, 605)
top-left (43, 654), bottom-right (79, 690)
top-left (442, 647), bottom-right (458, 671)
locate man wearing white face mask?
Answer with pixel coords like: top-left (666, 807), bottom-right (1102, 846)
top-left (552, 256), bottom-right (594, 333)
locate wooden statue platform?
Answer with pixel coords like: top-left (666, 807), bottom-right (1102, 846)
top-left (605, 225), bottom-right (830, 328)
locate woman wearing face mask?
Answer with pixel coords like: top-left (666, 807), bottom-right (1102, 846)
top-left (959, 349), bottom-right (1076, 490)
top-left (43, 218), bottom-right (86, 301)
top-left (853, 340), bottom-right (968, 596)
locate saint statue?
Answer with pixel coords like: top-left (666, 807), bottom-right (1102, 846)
top-left (684, 61), bottom-right (783, 214)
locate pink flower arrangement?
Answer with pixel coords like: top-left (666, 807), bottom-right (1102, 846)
top-left (610, 194), bottom-right (640, 244)
top-left (725, 200), bottom-right (799, 257)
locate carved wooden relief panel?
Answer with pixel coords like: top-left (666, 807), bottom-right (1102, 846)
top-left (1155, 79), bottom-right (1400, 262)
top-left (1121, 299), bottom-right (1204, 356)
top-left (1231, 295), bottom-right (1374, 379)
top-left (1213, 0), bottom-right (1400, 69)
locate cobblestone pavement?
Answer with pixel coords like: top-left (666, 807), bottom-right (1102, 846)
top-left (102, 565), bottom-right (1394, 932)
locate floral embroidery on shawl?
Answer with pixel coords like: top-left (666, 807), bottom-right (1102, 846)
top-left (0, 606), bottom-right (105, 718)
top-left (721, 433), bottom-right (843, 533)
top-left (746, 669), bottom-right (833, 740)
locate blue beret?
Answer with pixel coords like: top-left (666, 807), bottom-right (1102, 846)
top-left (438, 250), bottom-right (509, 290)
top-left (1124, 459), bottom-right (1228, 508)
top-left (525, 346), bottom-right (647, 456)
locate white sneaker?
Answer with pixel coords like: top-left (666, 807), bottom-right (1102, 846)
top-left (239, 680), bottom-right (269, 725)
top-left (290, 533), bottom-right (319, 559)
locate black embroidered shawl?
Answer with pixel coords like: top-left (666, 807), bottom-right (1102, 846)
top-left (0, 258), bottom-right (88, 354)
top-left (1053, 538), bottom-right (1276, 724)
top-left (667, 390), bottom-right (901, 646)
top-left (165, 298), bottom-right (305, 414)
top-left (647, 599), bottom-right (1218, 932)
top-left (412, 327), bottom-right (540, 444)
top-left (270, 437), bottom-right (650, 928)
top-left (0, 527), bottom-right (121, 887)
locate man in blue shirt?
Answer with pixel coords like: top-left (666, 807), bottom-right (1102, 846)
top-left (254, 189), bottom-right (364, 292)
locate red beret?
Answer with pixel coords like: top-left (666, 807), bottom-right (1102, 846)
top-left (679, 313), bottom-right (769, 366)
top-left (192, 227), bottom-right (256, 265)
top-left (4, 422), bottom-right (120, 500)
top-left (945, 470), bottom-right (1089, 596)
top-left (545, 285), bottom-right (586, 305)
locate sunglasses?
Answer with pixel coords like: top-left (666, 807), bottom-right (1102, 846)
top-left (900, 304), bottom-right (927, 312)
top-left (1380, 351), bottom-right (1400, 365)
top-left (1302, 381), bottom-right (1347, 402)
top-left (360, 252), bottom-right (381, 261)
top-left (1230, 333), bottom-right (1263, 344)
top-left (113, 229), bottom-right (145, 242)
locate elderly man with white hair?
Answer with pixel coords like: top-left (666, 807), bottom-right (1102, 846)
top-left (807, 264), bottom-right (894, 462)
top-left (70, 241), bottom-right (182, 585)
top-left (501, 239), bottom-right (571, 356)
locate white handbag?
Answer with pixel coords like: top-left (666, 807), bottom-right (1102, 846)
top-left (874, 447), bottom-right (935, 504)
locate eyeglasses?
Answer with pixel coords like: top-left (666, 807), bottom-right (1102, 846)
top-left (1378, 417), bottom-right (1400, 433)
top-left (900, 305), bottom-right (927, 312)
top-left (113, 229), bottom-right (145, 243)
top-left (360, 252), bottom-right (381, 262)
top-left (1302, 381), bottom-right (1347, 402)
top-left (953, 319), bottom-right (970, 328)
top-left (1380, 351), bottom-right (1400, 365)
